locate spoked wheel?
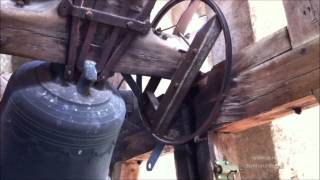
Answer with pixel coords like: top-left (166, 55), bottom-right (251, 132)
top-left (122, 0), bottom-right (232, 145)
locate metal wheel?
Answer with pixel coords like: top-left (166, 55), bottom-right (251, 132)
top-left (122, 0), bottom-right (232, 145)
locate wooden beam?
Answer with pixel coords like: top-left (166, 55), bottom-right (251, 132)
top-left (0, 0), bottom-right (182, 78)
top-left (197, 31), bottom-right (319, 132)
top-left (209, 0), bottom-right (254, 65)
top-left (196, 27), bottom-right (292, 105)
top-left (219, 96), bottom-right (318, 132)
top-left (218, 36), bottom-right (319, 131)
top-left (283, 0), bottom-right (320, 47)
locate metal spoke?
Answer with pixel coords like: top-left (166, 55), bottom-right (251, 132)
top-left (156, 24), bottom-right (177, 33)
top-left (117, 78), bottom-right (125, 90)
top-left (178, 32), bottom-right (191, 47)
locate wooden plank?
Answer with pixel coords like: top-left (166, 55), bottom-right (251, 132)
top-left (219, 96), bottom-right (318, 132)
top-left (213, 36), bottom-right (320, 132)
top-left (283, 0), bottom-right (320, 47)
top-left (196, 27), bottom-right (291, 105)
top-left (0, 0), bottom-right (182, 78)
top-left (194, 29), bottom-right (318, 132)
top-left (220, 37), bottom-right (319, 122)
top-left (194, 28), bottom-right (292, 129)
top-left (209, 0), bottom-right (254, 65)
top-left (232, 27), bottom-right (292, 75)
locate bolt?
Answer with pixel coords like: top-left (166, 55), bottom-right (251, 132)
top-left (85, 10), bottom-right (93, 20)
top-left (194, 135), bottom-right (208, 143)
top-left (154, 28), bottom-right (162, 36)
top-left (184, 33), bottom-right (190, 39)
top-left (300, 48), bottom-right (306, 55)
top-left (192, 48), bottom-right (198, 54)
top-left (161, 34), bottom-right (168, 40)
top-left (174, 82), bottom-right (180, 88)
top-left (127, 21), bottom-right (134, 28)
top-left (67, 70), bottom-right (72, 75)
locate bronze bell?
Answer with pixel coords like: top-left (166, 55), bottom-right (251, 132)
top-left (0, 61), bottom-right (126, 180)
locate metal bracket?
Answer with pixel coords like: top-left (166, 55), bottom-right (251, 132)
top-left (58, 0), bottom-right (150, 34)
top-left (146, 143), bottom-right (165, 171)
top-left (58, 0), bottom-right (155, 81)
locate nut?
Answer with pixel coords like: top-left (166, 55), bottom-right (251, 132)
top-left (85, 10), bottom-right (93, 20)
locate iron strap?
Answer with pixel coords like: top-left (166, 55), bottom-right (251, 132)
top-left (58, 0), bottom-right (156, 80)
top-left (58, 0), bottom-right (151, 34)
top-left (99, 0), bottom-right (157, 79)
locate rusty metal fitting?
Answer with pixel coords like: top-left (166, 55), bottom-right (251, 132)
top-left (85, 10), bottom-right (93, 20)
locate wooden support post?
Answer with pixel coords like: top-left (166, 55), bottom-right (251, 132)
top-left (194, 99), bottom-right (215, 180)
top-left (283, 0), bottom-right (320, 47)
top-left (195, 139), bottom-right (215, 180)
top-left (174, 143), bottom-right (199, 180)
top-left (172, 105), bottom-right (199, 180)
top-left (196, 1), bottom-right (255, 179)
top-left (209, 0), bottom-right (254, 65)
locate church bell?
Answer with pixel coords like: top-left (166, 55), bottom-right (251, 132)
top-left (0, 61), bottom-right (126, 180)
